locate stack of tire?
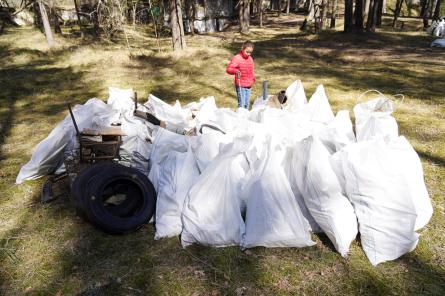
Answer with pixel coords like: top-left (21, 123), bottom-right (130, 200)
top-left (71, 163), bottom-right (156, 234)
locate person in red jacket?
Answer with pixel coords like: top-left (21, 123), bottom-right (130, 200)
top-left (226, 41), bottom-right (256, 109)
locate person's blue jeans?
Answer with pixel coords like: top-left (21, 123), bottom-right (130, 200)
top-left (235, 86), bottom-right (251, 109)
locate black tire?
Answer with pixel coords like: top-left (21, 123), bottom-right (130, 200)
top-left (83, 166), bottom-right (156, 234)
top-left (71, 162), bottom-right (129, 220)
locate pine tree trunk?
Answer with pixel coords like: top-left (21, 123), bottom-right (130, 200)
top-left (38, 0), bottom-right (55, 47)
top-left (433, 0), bottom-right (441, 19)
top-left (330, 0), bottom-right (338, 28)
top-left (392, 0), bottom-right (403, 27)
top-left (73, 0), bottom-right (83, 34)
top-left (422, 0), bottom-right (431, 28)
top-left (169, 0), bottom-right (186, 50)
top-left (376, 0), bottom-right (383, 26)
top-left (259, 0), bottom-right (264, 27)
top-left (344, 0), bottom-right (354, 32)
top-left (286, 0), bottom-right (291, 13)
top-left (185, 0), bottom-right (195, 35)
top-left (321, 0), bottom-right (327, 29)
top-left (354, 0), bottom-right (364, 31)
top-left (239, 0), bottom-right (250, 34)
top-left (366, 0), bottom-right (379, 31)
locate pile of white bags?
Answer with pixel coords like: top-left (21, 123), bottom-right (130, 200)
top-left (16, 81), bottom-right (433, 266)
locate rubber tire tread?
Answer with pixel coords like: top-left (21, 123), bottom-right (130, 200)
top-left (83, 165), bottom-right (156, 234)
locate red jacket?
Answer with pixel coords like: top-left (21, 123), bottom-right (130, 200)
top-left (226, 51), bottom-right (256, 88)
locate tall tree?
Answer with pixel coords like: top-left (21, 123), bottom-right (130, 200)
top-left (433, 0), bottom-right (441, 19)
top-left (169, 0), bottom-right (186, 50)
top-left (344, 0), bottom-right (354, 32)
top-left (366, 0), bottom-right (381, 31)
top-left (239, 0), bottom-right (250, 34)
top-left (421, 0), bottom-right (431, 28)
top-left (355, 0), bottom-right (364, 31)
top-left (392, 0), bottom-right (404, 27)
top-left (38, 0), bottom-right (54, 47)
top-left (330, 0), bottom-right (338, 28)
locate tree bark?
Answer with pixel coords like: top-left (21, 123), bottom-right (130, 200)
top-left (366, 0), bottom-right (380, 31)
top-left (169, 0), bottom-right (186, 50)
top-left (73, 0), bottom-right (83, 32)
top-left (286, 0), bottom-right (291, 13)
top-left (330, 0), bottom-right (338, 28)
top-left (38, 0), bottom-right (54, 47)
top-left (364, 0), bottom-right (370, 22)
top-left (422, 0), bottom-right (431, 28)
top-left (185, 0), bottom-right (195, 35)
top-left (344, 0), bottom-right (354, 32)
top-left (239, 0), bottom-right (250, 34)
top-left (376, 0), bottom-right (383, 26)
top-left (320, 0), bottom-right (327, 29)
top-left (259, 0), bottom-right (264, 27)
top-left (433, 0), bottom-right (441, 19)
top-left (392, 0), bottom-right (403, 28)
top-left (354, 0), bottom-right (364, 31)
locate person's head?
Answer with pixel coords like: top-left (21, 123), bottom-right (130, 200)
top-left (241, 40), bottom-right (254, 56)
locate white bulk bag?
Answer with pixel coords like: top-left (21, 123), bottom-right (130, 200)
top-left (16, 99), bottom-right (118, 183)
top-left (292, 137), bottom-right (358, 257)
top-left (242, 139), bottom-right (315, 248)
top-left (148, 128), bottom-right (189, 192)
top-left (284, 79), bottom-right (307, 112)
top-left (337, 136), bottom-right (432, 265)
top-left (119, 111), bottom-right (153, 175)
top-left (181, 136), bottom-right (251, 247)
top-left (107, 87), bottom-right (135, 115)
top-left (191, 132), bottom-right (233, 172)
top-left (283, 148), bottom-right (323, 233)
top-left (145, 94), bottom-right (192, 129)
top-left (353, 98), bottom-right (398, 142)
top-left (155, 146), bottom-right (200, 239)
top-left (315, 110), bottom-right (356, 154)
top-left (301, 84), bottom-right (335, 125)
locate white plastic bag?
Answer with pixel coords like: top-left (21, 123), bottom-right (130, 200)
top-left (292, 137), bottom-right (358, 257)
top-left (16, 99), bottom-right (118, 183)
top-left (337, 136), bottom-right (432, 265)
top-left (315, 110), bottom-right (356, 154)
top-left (107, 87), bottom-right (135, 115)
top-left (181, 136), bottom-right (251, 247)
top-left (145, 94), bottom-right (192, 130)
top-left (191, 132), bottom-right (233, 172)
top-left (148, 128), bottom-right (189, 192)
top-left (242, 139), bottom-right (315, 248)
top-left (284, 79), bottom-right (307, 112)
top-left (354, 98), bottom-right (398, 142)
top-left (155, 146), bottom-right (200, 239)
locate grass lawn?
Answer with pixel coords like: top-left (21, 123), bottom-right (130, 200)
top-left (0, 13), bottom-right (444, 295)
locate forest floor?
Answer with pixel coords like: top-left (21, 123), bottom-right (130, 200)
top-left (0, 13), bottom-right (444, 296)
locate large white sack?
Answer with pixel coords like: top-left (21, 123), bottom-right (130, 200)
top-left (181, 136), bottom-right (251, 247)
top-left (242, 139), bottom-right (315, 248)
top-left (292, 137), bottom-right (358, 257)
top-left (353, 98), bottom-right (398, 142)
top-left (16, 99), bottom-right (118, 183)
top-left (283, 148), bottom-right (323, 233)
top-left (119, 111), bottom-right (153, 174)
top-left (107, 87), bottom-right (135, 115)
top-left (284, 79), bottom-right (307, 112)
top-left (301, 84), bottom-right (335, 124)
top-left (155, 146), bottom-right (200, 239)
top-left (337, 136), bottom-right (432, 265)
top-left (145, 94), bottom-right (192, 129)
top-left (148, 128), bottom-right (189, 192)
top-left (190, 132), bottom-right (233, 172)
top-left (315, 110), bottom-right (356, 154)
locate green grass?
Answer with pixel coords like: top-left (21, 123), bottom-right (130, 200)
top-left (1, 14), bottom-right (445, 295)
